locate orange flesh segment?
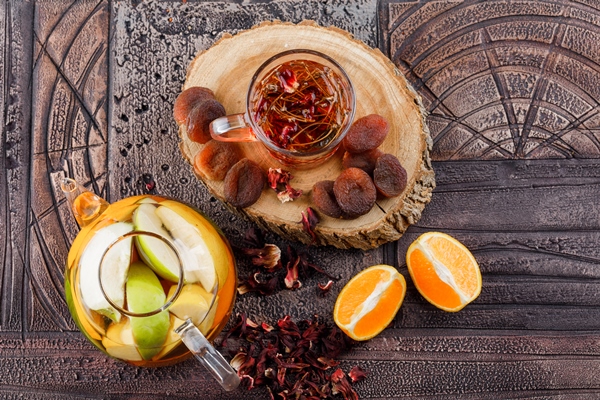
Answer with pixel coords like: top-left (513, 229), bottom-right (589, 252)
top-left (427, 236), bottom-right (478, 297)
top-left (336, 269), bottom-right (390, 326)
top-left (334, 265), bottom-right (406, 341)
top-left (352, 279), bottom-right (404, 338)
top-left (408, 249), bottom-right (462, 309)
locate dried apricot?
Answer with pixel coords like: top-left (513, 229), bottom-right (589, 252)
top-left (173, 87), bottom-right (215, 125)
top-left (194, 140), bottom-right (242, 181)
top-left (343, 114), bottom-right (389, 154)
top-left (342, 148), bottom-right (383, 175)
top-left (187, 99), bottom-right (226, 144)
top-left (333, 168), bottom-right (376, 219)
top-left (224, 159), bottom-right (265, 208)
top-left (312, 180), bottom-right (344, 219)
top-left (373, 153), bottom-right (407, 197)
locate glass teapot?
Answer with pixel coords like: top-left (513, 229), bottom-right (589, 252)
top-left (61, 178), bottom-right (240, 391)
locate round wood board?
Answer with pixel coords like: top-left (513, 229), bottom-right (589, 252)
top-left (178, 20), bottom-right (435, 250)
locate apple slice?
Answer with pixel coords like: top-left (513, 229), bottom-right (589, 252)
top-left (102, 318), bottom-right (143, 361)
top-left (126, 262), bottom-right (170, 360)
top-left (133, 203), bottom-right (180, 282)
top-left (156, 200), bottom-right (231, 292)
top-left (152, 315), bottom-right (186, 361)
top-left (167, 284), bottom-right (211, 326)
top-left (79, 222), bottom-right (134, 323)
top-left (155, 205), bottom-right (216, 291)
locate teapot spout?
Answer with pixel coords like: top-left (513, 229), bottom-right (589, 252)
top-left (61, 178), bottom-right (109, 228)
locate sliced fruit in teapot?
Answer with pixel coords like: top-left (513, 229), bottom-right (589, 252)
top-left (167, 283), bottom-right (211, 326)
top-left (132, 202), bottom-right (217, 292)
top-left (78, 221), bottom-right (134, 323)
top-left (101, 318), bottom-right (143, 362)
top-left (133, 203), bottom-right (181, 281)
top-left (126, 261), bottom-right (171, 360)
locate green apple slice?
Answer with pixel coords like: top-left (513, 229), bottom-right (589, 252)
top-left (152, 315), bottom-right (186, 361)
top-left (102, 318), bottom-right (143, 361)
top-left (79, 222), bottom-right (134, 323)
top-left (132, 203), bottom-right (180, 282)
top-left (126, 262), bottom-right (170, 360)
top-left (155, 205), bottom-right (217, 291)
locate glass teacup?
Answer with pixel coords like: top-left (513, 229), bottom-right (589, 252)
top-left (210, 49), bottom-right (355, 167)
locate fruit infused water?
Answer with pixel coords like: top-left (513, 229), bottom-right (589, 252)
top-left (64, 195), bottom-right (237, 367)
top-left (250, 58), bottom-right (353, 154)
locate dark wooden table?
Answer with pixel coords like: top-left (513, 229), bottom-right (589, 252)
top-left (2, 0), bottom-right (600, 398)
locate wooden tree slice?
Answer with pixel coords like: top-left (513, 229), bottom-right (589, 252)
top-left (178, 20), bottom-right (435, 250)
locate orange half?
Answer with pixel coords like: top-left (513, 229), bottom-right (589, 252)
top-left (333, 264), bottom-right (406, 341)
top-left (406, 232), bottom-right (482, 312)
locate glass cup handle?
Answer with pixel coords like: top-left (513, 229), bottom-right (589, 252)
top-left (209, 114), bottom-right (257, 142)
top-left (176, 319), bottom-right (240, 391)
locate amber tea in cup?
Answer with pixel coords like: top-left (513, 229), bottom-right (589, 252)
top-left (210, 49), bottom-right (355, 166)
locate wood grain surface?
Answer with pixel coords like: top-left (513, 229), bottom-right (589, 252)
top-left (1, 0), bottom-right (599, 398)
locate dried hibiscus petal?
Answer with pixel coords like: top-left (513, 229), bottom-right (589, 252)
top-left (230, 352), bottom-right (247, 371)
top-left (349, 365), bottom-right (367, 383)
top-left (241, 227), bottom-right (266, 249)
top-left (301, 207), bottom-right (319, 243)
top-left (268, 168), bottom-right (303, 203)
top-left (277, 185), bottom-right (303, 203)
top-left (220, 314), bottom-right (365, 398)
top-left (242, 244), bottom-right (282, 270)
top-left (331, 368), bottom-right (359, 400)
top-left (284, 256), bottom-right (301, 290)
top-left (317, 280), bottom-right (334, 295)
top-left (238, 272), bottom-right (279, 296)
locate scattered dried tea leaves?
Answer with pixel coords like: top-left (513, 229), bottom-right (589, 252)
top-left (300, 207), bottom-right (319, 243)
top-left (268, 168), bottom-right (303, 203)
top-left (236, 228), bottom-right (336, 296)
top-left (220, 314), bottom-right (366, 399)
top-left (242, 244), bottom-right (282, 271)
top-left (237, 272), bottom-right (279, 296)
top-left (284, 256), bottom-right (301, 290)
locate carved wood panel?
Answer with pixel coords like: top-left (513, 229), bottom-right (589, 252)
top-left (381, 0), bottom-right (600, 160)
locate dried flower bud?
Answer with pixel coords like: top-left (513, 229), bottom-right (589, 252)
top-left (230, 352), bottom-right (247, 371)
top-left (242, 244), bottom-right (282, 270)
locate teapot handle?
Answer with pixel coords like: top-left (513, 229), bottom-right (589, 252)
top-left (175, 319), bottom-right (240, 391)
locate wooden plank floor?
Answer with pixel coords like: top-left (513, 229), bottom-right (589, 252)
top-left (1, 0), bottom-right (599, 398)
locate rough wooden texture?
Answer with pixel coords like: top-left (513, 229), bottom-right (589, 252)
top-left (1, 0), bottom-right (599, 398)
top-left (179, 21), bottom-right (435, 250)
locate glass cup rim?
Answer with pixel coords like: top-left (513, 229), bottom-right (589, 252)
top-left (245, 48), bottom-right (356, 160)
